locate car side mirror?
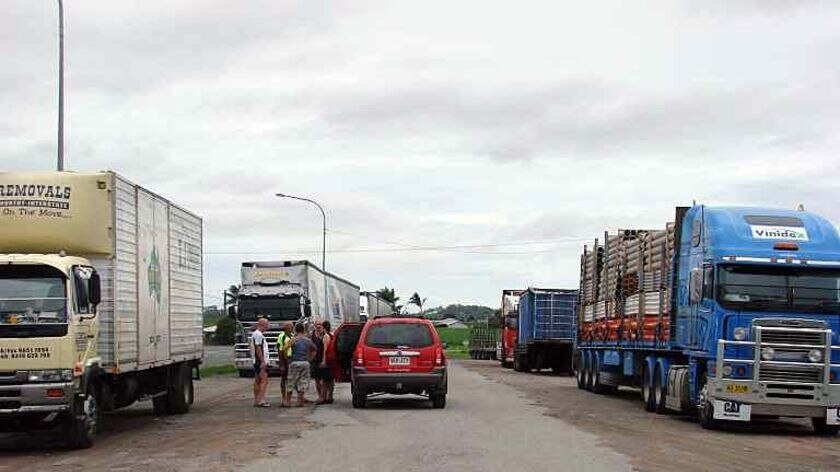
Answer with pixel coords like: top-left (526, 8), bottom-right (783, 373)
top-left (89, 271), bottom-right (101, 306)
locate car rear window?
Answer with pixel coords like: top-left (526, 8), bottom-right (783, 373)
top-left (364, 323), bottom-right (434, 348)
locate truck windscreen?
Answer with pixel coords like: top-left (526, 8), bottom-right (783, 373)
top-left (238, 297), bottom-right (301, 321)
top-left (717, 265), bottom-right (840, 313)
top-left (0, 265), bottom-right (67, 325)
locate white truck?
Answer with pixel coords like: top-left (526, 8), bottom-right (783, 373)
top-left (359, 291), bottom-right (394, 321)
top-left (0, 171), bottom-right (203, 448)
top-left (231, 260), bottom-right (359, 377)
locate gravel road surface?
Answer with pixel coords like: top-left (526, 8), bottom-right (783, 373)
top-left (3, 360), bottom-right (837, 472)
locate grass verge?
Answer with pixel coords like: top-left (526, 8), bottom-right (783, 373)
top-left (200, 364), bottom-right (237, 378)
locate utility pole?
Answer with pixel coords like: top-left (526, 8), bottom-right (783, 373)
top-left (57, 0), bottom-right (65, 171)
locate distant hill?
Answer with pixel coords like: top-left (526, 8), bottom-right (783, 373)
top-left (424, 304), bottom-right (499, 322)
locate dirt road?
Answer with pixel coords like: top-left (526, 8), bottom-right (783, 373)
top-left (2, 361), bottom-right (837, 471)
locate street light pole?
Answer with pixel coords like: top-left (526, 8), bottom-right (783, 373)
top-left (275, 193), bottom-right (328, 320)
top-left (57, 0), bottom-right (65, 171)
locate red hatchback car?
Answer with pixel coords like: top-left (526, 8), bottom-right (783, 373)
top-left (327, 316), bottom-right (448, 409)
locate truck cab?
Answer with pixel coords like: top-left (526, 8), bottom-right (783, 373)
top-left (676, 206), bottom-right (840, 432)
top-left (0, 254), bottom-right (102, 444)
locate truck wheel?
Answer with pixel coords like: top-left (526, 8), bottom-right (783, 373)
top-left (697, 383), bottom-right (720, 430)
top-left (584, 355), bottom-right (594, 391)
top-left (513, 354), bottom-right (525, 372)
top-left (592, 359), bottom-right (609, 394)
top-left (576, 357), bottom-right (586, 390)
top-left (238, 369), bottom-right (253, 378)
top-left (431, 392), bottom-right (447, 409)
top-left (65, 387), bottom-right (100, 449)
top-left (641, 364), bottom-right (655, 412)
top-left (812, 417), bottom-right (840, 436)
top-left (166, 364), bottom-right (193, 415)
top-left (352, 391), bottom-right (367, 409)
top-left (653, 364), bottom-right (668, 413)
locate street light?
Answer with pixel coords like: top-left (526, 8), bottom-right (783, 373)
top-left (57, 0), bottom-right (65, 171)
top-left (275, 193), bottom-right (328, 320)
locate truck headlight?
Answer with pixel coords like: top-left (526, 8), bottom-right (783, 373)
top-left (723, 364), bottom-right (733, 377)
top-left (733, 327), bottom-right (747, 341)
top-left (761, 347), bottom-right (775, 361)
top-left (808, 349), bottom-right (823, 363)
top-left (28, 369), bottom-right (73, 383)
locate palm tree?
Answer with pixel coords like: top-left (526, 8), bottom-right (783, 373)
top-left (409, 292), bottom-right (427, 316)
top-left (376, 287), bottom-right (399, 306)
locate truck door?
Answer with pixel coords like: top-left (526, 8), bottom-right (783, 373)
top-left (686, 209), bottom-right (707, 349)
top-left (137, 190), bottom-right (171, 365)
top-left (328, 322), bottom-right (363, 382)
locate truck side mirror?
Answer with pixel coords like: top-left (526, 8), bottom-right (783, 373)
top-left (228, 306), bottom-right (237, 318)
top-left (89, 272), bottom-right (101, 306)
top-left (304, 305), bottom-right (312, 318)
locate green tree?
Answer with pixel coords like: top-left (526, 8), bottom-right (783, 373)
top-left (409, 292), bottom-right (427, 316)
top-left (376, 287), bottom-right (399, 306)
top-left (214, 316), bottom-right (236, 345)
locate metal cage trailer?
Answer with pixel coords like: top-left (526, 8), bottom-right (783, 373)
top-left (576, 205), bottom-right (840, 434)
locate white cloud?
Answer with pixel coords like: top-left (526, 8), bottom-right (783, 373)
top-left (3, 0), bottom-right (840, 308)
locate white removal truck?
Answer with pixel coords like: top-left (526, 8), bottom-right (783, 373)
top-left (0, 171), bottom-right (203, 448)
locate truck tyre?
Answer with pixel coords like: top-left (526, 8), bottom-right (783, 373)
top-left (641, 364), bottom-right (655, 412)
top-left (812, 417), bottom-right (840, 436)
top-left (166, 364), bottom-right (193, 415)
top-left (352, 391), bottom-right (367, 409)
top-left (238, 369), bottom-right (253, 378)
top-left (513, 354), bottom-right (527, 372)
top-left (576, 357), bottom-right (586, 390)
top-left (698, 383), bottom-right (720, 430)
top-left (431, 392), bottom-right (447, 409)
top-left (65, 386), bottom-right (100, 449)
top-left (584, 355), bottom-right (594, 391)
top-left (152, 395), bottom-right (168, 415)
top-left (653, 364), bottom-right (668, 413)
top-left (591, 358), bottom-right (609, 394)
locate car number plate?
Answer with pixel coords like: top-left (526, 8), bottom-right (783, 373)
top-left (389, 356), bottom-right (410, 366)
top-left (713, 400), bottom-right (751, 422)
top-left (725, 384), bottom-right (749, 394)
top-left (827, 408), bottom-right (840, 426)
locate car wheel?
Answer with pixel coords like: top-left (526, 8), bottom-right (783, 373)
top-left (352, 391), bottom-right (367, 409)
top-left (431, 393), bottom-right (446, 409)
top-left (812, 417), bottom-right (840, 436)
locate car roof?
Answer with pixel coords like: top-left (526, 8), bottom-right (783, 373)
top-left (369, 315), bottom-right (432, 324)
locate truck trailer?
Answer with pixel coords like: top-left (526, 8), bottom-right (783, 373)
top-left (0, 171), bottom-right (203, 448)
top-left (576, 205), bottom-right (840, 434)
top-left (468, 320), bottom-right (499, 360)
top-left (498, 289), bottom-right (523, 368)
top-left (231, 260), bottom-right (359, 377)
top-left (513, 288), bottom-right (577, 374)
top-left (360, 291), bottom-right (394, 321)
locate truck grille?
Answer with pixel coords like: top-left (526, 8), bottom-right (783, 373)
top-left (758, 365), bottom-right (822, 383)
top-left (760, 330), bottom-right (824, 346)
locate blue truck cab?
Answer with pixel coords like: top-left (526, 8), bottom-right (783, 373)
top-left (577, 205), bottom-right (840, 434)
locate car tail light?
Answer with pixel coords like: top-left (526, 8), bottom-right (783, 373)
top-left (435, 347), bottom-right (443, 366)
top-left (355, 347), bottom-right (364, 366)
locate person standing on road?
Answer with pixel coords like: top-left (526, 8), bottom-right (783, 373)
top-left (277, 322), bottom-right (294, 407)
top-left (284, 323), bottom-right (316, 407)
top-left (251, 318), bottom-right (271, 407)
top-left (311, 320), bottom-right (332, 404)
top-left (322, 320), bottom-right (335, 404)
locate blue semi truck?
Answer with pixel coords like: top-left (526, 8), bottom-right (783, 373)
top-left (513, 288), bottom-right (577, 374)
top-left (576, 205), bottom-right (840, 434)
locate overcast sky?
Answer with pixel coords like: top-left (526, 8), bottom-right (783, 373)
top-left (3, 1), bottom-right (840, 309)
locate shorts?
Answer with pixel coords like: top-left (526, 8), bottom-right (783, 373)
top-left (288, 361), bottom-right (311, 393)
top-left (311, 365), bottom-right (333, 381)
